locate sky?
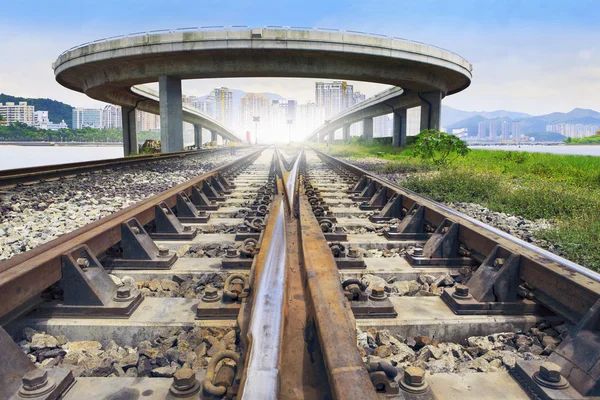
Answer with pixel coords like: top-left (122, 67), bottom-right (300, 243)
top-left (1, 0), bottom-right (599, 116)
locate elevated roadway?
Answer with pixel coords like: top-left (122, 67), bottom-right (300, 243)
top-left (53, 26), bottom-right (472, 153)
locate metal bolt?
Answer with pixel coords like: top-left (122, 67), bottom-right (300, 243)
top-left (22, 369), bottom-right (49, 391)
top-left (183, 226), bottom-right (192, 232)
top-left (412, 247), bottom-right (423, 256)
top-left (116, 286), bottom-right (131, 299)
top-left (158, 246), bottom-right (169, 257)
top-left (404, 366), bottom-right (425, 386)
top-left (173, 367), bottom-right (196, 390)
top-left (369, 287), bottom-right (386, 301)
top-left (76, 257), bottom-right (89, 268)
top-left (454, 284), bottom-right (470, 297)
top-left (441, 226), bottom-right (449, 234)
top-left (493, 258), bottom-right (505, 267)
top-left (162, 207), bottom-right (170, 214)
top-left (131, 226), bottom-right (140, 234)
top-left (539, 362), bottom-right (562, 383)
top-left (225, 248), bottom-right (238, 258)
top-left (202, 286), bottom-right (220, 302)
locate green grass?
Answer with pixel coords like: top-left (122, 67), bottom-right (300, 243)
top-left (320, 141), bottom-right (600, 271)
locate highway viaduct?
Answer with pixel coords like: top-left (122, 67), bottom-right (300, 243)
top-left (53, 26), bottom-right (472, 154)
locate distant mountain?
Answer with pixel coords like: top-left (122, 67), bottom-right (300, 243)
top-left (442, 105), bottom-right (531, 127)
top-left (447, 107), bottom-right (600, 135)
top-left (0, 94), bottom-right (74, 126)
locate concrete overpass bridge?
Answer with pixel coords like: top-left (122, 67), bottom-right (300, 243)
top-left (53, 26), bottom-right (472, 154)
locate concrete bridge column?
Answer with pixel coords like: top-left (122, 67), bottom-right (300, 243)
top-left (193, 124), bottom-right (202, 149)
top-left (159, 76), bottom-right (184, 153)
top-left (363, 117), bottom-right (373, 142)
top-left (343, 124), bottom-right (351, 142)
top-left (211, 130), bottom-right (218, 143)
top-left (328, 131), bottom-right (335, 144)
top-left (121, 106), bottom-right (138, 156)
top-left (392, 108), bottom-right (408, 147)
top-left (419, 91), bottom-right (442, 132)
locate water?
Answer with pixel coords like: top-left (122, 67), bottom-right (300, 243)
top-left (0, 145), bottom-right (124, 171)
top-left (469, 145), bottom-right (600, 156)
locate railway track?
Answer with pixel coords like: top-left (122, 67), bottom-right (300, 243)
top-left (0, 146), bottom-right (598, 399)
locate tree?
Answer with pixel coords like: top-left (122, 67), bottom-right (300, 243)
top-left (411, 129), bottom-right (470, 168)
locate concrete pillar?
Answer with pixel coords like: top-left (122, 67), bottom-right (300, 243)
top-left (419, 91), bottom-right (442, 132)
top-left (193, 124), bottom-right (202, 149)
top-left (363, 117), bottom-right (373, 142)
top-left (343, 124), bottom-right (351, 142)
top-left (159, 75), bottom-right (184, 153)
top-left (211, 130), bottom-right (218, 143)
top-left (121, 106), bottom-right (138, 156)
top-left (328, 131), bottom-right (335, 144)
top-left (392, 109), bottom-right (408, 147)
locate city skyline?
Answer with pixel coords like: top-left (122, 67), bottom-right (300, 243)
top-left (1, 0), bottom-right (598, 117)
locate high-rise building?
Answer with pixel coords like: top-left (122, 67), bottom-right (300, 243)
top-left (241, 93), bottom-right (271, 141)
top-left (212, 87), bottom-right (233, 128)
top-left (477, 121), bottom-right (487, 140)
top-left (501, 121), bottom-right (510, 141)
top-left (191, 96), bottom-right (216, 119)
top-left (512, 122), bottom-right (522, 142)
top-left (315, 81), bottom-right (354, 120)
top-left (33, 111), bottom-right (49, 129)
top-left (353, 92), bottom-right (366, 105)
top-left (546, 123), bottom-right (600, 139)
top-left (298, 102), bottom-right (321, 137)
top-left (72, 108), bottom-right (102, 129)
top-left (102, 105), bottom-right (122, 129)
top-left (0, 102), bottom-right (35, 125)
top-left (137, 111), bottom-right (161, 132)
top-left (374, 115), bottom-right (391, 137)
top-left (488, 122), bottom-right (497, 140)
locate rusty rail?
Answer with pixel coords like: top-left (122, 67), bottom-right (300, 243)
top-left (0, 148), bottom-right (264, 321)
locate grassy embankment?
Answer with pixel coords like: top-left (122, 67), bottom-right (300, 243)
top-left (318, 142), bottom-right (600, 271)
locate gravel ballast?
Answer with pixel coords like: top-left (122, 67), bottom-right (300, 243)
top-left (0, 150), bottom-right (253, 261)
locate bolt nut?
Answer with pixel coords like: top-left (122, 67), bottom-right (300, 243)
top-left (183, 226), bottom-right (192, 232)
top-left (347, 248), bottom-right (360, 258)
top-left (404, 366), bottom-right (425, 386)
top-left (116, 286), bottom-right (131, 299)
top-left (412, 247), bottom-right (424, 256)
top-left (441, 226), bottom-right (449, 234)
top-left (173, 367), bottom-right (196, 390)
top-left (454, 284), bottom-right (470, 297)
top-left (226, 248), bottom-right (238, 258)
top-left (539, 362), bottom-right (562, 383)
top-left (131, 226), bottom-right (140, 234)
top-left (369, 287), bottom-right (386, 301)
top-left (202, 286), bottom-right (220, 302)
top-left (493, 258), bottom-right (505, 267)
top-left (76, 257), bottom-right (89, 268)
top-left (158, 246), bottom-right (169, 257)
top-left (22, 369), bottom-right (49, 391)
top-left (162, 207), bottom-right (170, 214)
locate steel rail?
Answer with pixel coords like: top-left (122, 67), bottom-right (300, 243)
top-left (240, 149), bottom-right (300, 399)
top-left (296, 168), bottom-right (377, 399)
top-left (0, 147), bottom-right (237, 187)
top-left (0, 148), bottom-right (264, 321)
top-left (312, 147), bottom-right (600, 323)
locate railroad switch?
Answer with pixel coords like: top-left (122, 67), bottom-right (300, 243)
top-left (342, 279), bottom-right (397, 318)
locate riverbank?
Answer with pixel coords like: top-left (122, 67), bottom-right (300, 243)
top-left (319, 142), bottom-right (600, 272)
top-left (0, 141), bottom-right (122, 147)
